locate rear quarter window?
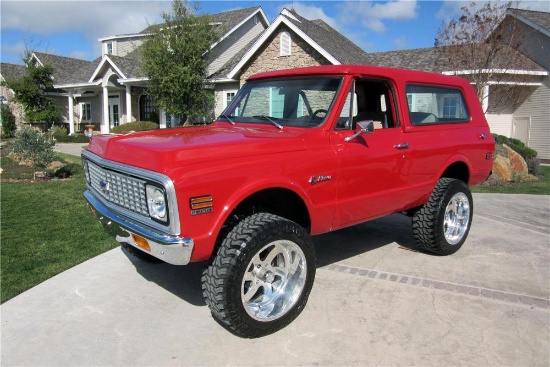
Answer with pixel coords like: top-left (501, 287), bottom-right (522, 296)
top-left (406, 85), bottom-right (470, 125)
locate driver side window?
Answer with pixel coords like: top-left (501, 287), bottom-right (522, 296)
top-left (336, 79), bottom-right (397, 130)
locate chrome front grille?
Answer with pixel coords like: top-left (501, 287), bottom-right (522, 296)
top-left (88, 161), bottom-right (149, 216)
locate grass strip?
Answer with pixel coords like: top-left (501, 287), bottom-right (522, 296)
top-left (0, 174), bottom-right (117, 303)
top-left (472, 166), bottom-right (550, 195)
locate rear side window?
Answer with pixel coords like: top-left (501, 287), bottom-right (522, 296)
top-left (406, 85), bottom-right (470, 125)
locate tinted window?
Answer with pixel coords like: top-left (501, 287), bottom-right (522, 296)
top-left (406, 85), bottom-right (469, 125)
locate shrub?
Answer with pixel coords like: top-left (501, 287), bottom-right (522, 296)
top-left (512, 171), bottom-right (538, 183)
top-left (50, 125), bottom-right (68, 137)
top-left (492, 134), bottom-right (538, 159)
top-left (12, 126), bottom-right (55, 169)
top-left (1, 104), bottom-right (17, 138)
top-left (51, 163), bottom-right (82, 178)
top-left (53, 134), bottom-right (90, 143)
top-left (110, 121), bottom-right (159, 133)
top-left (526, 157), bottom-right (541, 176)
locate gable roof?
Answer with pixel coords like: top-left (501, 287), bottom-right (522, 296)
top-left (31, 52), bottom-right (98, 85)
top-left (508, 8), bottom-right (550, 35)
top-left (0, 63), bottom-right (27, 83)
top-left (283, 10), bottom-right (369, 65)
top-left (227, 8), bottom-right (368, 79)
top-left (139, 6), bottom-right (266, 36)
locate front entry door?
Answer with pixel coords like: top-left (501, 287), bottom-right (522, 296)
top-left (108, 95), bottom-right (120, 128)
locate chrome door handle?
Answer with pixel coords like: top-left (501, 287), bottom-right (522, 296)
top-left (394, 143), bottom-right (410, 150)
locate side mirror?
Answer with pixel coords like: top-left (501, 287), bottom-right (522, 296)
top-left (345, 120), bottom-right (374, 142)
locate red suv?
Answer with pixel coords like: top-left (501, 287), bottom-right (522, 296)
top-left (83, 65), bottom-right (495, 337)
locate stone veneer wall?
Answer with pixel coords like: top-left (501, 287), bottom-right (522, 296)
top-left (0, 85), bottom-right (25, 127)
top-left (238, 25), bottom-right (331, 86)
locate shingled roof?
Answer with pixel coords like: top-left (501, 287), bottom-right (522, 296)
top-left (32, 52), bottom-right (97, 85)
top-left (140, 6), bottom-right (262, 35)
top-left (510, 8), bottom-right (550, 32)
top-left (363, 44), bottom-right (546, 74)
top-left (284, 10), bottom-right (369, 65)
top-left (0, 63), bottom-right (27, 83)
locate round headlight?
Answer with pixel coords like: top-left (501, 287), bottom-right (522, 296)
top-left (146, 186), bottom-right (167, 220)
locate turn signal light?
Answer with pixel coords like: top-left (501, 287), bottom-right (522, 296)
top-left (132, 234), bottom-right (151, 252)
top-left (190, 195), bottom-right (213, 210)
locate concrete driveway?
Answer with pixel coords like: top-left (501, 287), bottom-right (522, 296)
top-left (1, 194), bottom-right (548, 366)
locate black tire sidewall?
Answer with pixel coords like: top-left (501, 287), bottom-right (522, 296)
top-left (210, 213), bottom-right (316, 337)
top-left (433, 179), bottom-right (473, 255)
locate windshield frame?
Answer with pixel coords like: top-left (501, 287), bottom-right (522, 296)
top-left (218, 76), bottom-right (344, 129)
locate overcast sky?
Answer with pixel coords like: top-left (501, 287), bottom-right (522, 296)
top-left (1, 0), bottom-right (549, 65)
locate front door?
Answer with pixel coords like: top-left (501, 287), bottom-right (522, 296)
top-left (108, 95), bottom-right (120, 128)
top-left (512, 117), bottom-right (530, 145)
top-left (332, 78), bottom-right (412, 229)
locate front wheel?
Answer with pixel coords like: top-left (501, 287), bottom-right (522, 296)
top-left (201, 213), bottom-right (315, 338)
top-left (412, 178), bottom-right (473, 255)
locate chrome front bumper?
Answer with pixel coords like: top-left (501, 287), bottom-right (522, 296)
top-left (84, 190), bottom-right (193, 265)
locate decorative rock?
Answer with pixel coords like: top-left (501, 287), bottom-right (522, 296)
top-left (503, 144), bottom-right (528, 173)
top-left (493, 155), bottom-right (512, 181)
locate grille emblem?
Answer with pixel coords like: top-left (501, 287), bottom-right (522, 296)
top-left (100, 179), bottom-right (110, 194)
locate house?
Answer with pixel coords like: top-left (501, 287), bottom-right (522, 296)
top-left (52, 6), bottom-right (269, 134)
top-left (3, 6), bottom-right (548, 160)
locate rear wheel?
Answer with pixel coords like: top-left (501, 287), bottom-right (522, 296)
top-left (202, 213), bottom-right (315, 338)
top-left (412, 178), bottom-right (473, 255)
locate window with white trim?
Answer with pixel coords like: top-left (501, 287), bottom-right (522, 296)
top-left (280, 32), bottom-right (291, 56)
top-left (106, 42), bottom-right (114, 55)
top-left (80, 102), bottom-right (92, 122)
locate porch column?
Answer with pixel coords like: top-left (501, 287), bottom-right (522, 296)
top-left (482, 85), bottom-right (490, 114)
top-left (125, 85), bottom-right (132, 123)
top-left (159, 108), bottom-right (166, 128)
top-left (102, 86), bottom-right (109, 133)
top-left (68, 91), bottom-right (75, 135)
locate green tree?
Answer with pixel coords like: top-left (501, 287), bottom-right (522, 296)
top-left (4, 63), bottom-right (61, 130)
top-left (139, 0), bottom-right (220, 124)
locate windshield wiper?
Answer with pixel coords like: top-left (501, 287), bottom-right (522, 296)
top-left (218, 114), bottom-right (235, 125)
top-left (253, 115), bottom-right (283, 130)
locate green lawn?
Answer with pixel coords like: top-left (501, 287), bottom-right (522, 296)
top-left (1, 173), bottom-right (117, 303)
top-left (472, 166), bottom-right (550, 195)
top-left (0, 152), bottom-right (548, 303)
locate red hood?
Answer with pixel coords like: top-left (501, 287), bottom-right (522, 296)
top-left (86, 124), bottom-right (306, 172)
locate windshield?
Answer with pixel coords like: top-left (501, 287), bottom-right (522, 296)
top-left (220, 76), bottom-right (343, 128)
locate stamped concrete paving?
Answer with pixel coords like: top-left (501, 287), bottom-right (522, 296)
top-left (1, 194), bottom-right (549, 366)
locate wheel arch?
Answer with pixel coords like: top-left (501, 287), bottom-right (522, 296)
top-left (206, 184), bottom-right (313, 262)
top-left (229, 187), bottom-right (311, 231)
top-left (439, 158), bottom-right (471, 185)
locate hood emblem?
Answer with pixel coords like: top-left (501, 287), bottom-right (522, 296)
top-left (309, 175), bottom-right (332, 185)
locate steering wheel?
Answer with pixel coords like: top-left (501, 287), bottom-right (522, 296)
top-left (310, 109), bottom-right (328, 120)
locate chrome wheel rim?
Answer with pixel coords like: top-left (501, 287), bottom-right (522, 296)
top-left (241, 240), bottom-right (307, 321)
top-left (444, 192), bottom-right (470, 245)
